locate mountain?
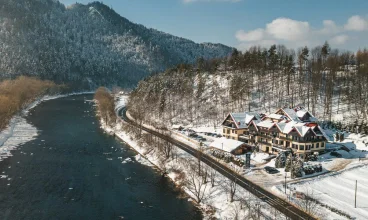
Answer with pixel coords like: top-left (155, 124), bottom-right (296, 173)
top-left (0, 0), bottom-right (233, 89)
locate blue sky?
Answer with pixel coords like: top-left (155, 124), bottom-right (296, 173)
top-left (60, 0), bottom-right (368, 51)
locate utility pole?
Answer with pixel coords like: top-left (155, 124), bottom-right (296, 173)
top-left (355, 180), bottom-right (357, 208)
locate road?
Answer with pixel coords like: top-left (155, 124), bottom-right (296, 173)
top-left (119, 107), bottom-right (316, 220)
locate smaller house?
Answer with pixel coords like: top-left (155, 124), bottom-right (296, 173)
top-left (209, 137), bottom-right (252, 155)
top-left (221, 112), bottom-right (261, 141)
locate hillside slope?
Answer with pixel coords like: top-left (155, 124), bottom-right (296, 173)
top-left (127, 45), bottom-right (368, 131)
top-left (0, 0), bottom-right (233, 89)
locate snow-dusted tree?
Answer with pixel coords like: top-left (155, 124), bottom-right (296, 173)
top-left (291, 157), bottom-right (303, 178)
top-left (275, 153), bottom-right (286, 168)
top-left (284, 154), bottom-right (292, 172)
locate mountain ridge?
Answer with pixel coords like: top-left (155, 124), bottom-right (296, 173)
top-left (0, 0), bottom-right (233, 89)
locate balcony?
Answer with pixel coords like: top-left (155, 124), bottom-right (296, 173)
top-left (258, 141), bottom-right (271, 146)
top-left (258, 134), bottom-right (274, 139)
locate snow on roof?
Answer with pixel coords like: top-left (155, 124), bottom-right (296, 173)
top-left (282, 121), bottom-right (296, 133)
top-left (296, 110), bottom-right (307, 118)
top-left (229, 112), bottom-right (260, 128)
top-left (309, 116), bottom-right (318, 122)
top-left (281, 108), bottom-right (302, 122)
top-left (230, 112), bottom-right (248, 128)
top-left (293, 124), bottom-right (311, 136)
top-left (276, 122), bottom-right (287, 132)
top-left (244, 114), bottom-right (255, 124)
top-left (267, 113), bottom-right (284, 120)
top-left (257, 120), bottom-right (275, 128)
top-left (318, 125), bottom-right (329, 140)
top-left (210, 137), bottom-right (244, 153)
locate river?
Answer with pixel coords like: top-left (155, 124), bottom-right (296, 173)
top-left (0, 95), bottom-right (202, 220)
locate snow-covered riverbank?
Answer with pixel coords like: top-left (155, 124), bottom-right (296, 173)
top-left (0, 92), bottom-right (94, 163)
top-left (95, 95), bottom-right (289, 220)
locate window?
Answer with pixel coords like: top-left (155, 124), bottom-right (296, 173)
top-left (232, 130), bottom-right (234, 134)
top-left (316, 143), bottom-right (319, 148)
top-left (227, 130), bottom-right (230, 134)
top-left (223, 129), bottom-right (225, 134)
top-left (311, 144), bottom-right (314, 149)
top-left (299, 145), bottom-right (304, 150)
top-left (321, 142), bottom-right (325, 148)
top-left (280, 140), bottom-right (284, 145)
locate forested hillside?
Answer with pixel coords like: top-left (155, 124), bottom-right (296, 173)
top-left (0, 0), bottom-right (232, 89)
top-left (128, 43), bottom-right (368, 131)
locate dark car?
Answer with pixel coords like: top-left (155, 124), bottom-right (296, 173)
top-left (264, 166), bottom-right (279, 174)
top-left (189, 133), bottom-right (198, 138)
top-left (199, 137), bottom-right (207, 141)
top-left (330, 151), bottom-right (342, 158)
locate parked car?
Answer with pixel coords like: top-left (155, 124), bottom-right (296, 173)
top-left (216, 134), bottom-right (222, 138)
top-left (188, 133), bottom-right (198, 138)
top-left (264, 166), bottom-right (279, 174)
top-left (199, 137), bottom-right (207, 141)
top-left (330, 151), bottom-right (342, 158)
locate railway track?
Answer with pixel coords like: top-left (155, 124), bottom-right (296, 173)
top-left (118, 107), bottom-right (316, 220)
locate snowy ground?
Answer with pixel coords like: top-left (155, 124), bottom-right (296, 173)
top-left (169, 127), bottom-right (368, 219)
top-left (272, 164), bottom-right (368, 220)
top-left (107, 95), bottom-right (287, 219)
top-left (117, 93), bottom-right (368, 219)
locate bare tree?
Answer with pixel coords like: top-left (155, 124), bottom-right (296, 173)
top-left (294, 188), bottom-right (320, 217)
top-left (184, 162), bottom-right (208, 204)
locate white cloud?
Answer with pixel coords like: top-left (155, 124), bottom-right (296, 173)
top-left (266, 18), bottom-right (310, 41)
top-left (319, 20), bottom-right (340, 35)
top-left (344, 15), bottom-right (368, 31)
top-left (235, 15), bottom-right (367, 50)
top-left (235, 29), bottom-right (264, 42)
top-left (330, 35), bottom-right (349, 45)
top-left (183, 0), bottom-right (241, 3)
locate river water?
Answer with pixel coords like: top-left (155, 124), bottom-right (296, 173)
top-left (0, 95), bottom-right (202, 220)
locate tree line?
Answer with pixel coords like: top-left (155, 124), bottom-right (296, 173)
top-left (128, 42), bottom-right (368, 129)
top-left (0, 76), bottom-right (57, 130)
top-left (94, 87), bottom-right (116, 126)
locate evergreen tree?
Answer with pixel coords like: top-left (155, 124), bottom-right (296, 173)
top-left (285, 154), bottom-right (292, 172)
top-left (291, 157), bottom-right (304, 178)
top-left (275, 153), bottom-right (286, 168)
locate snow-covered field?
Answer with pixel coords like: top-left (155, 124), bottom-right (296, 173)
top-left (285, 165), bottom-right (368, 220)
